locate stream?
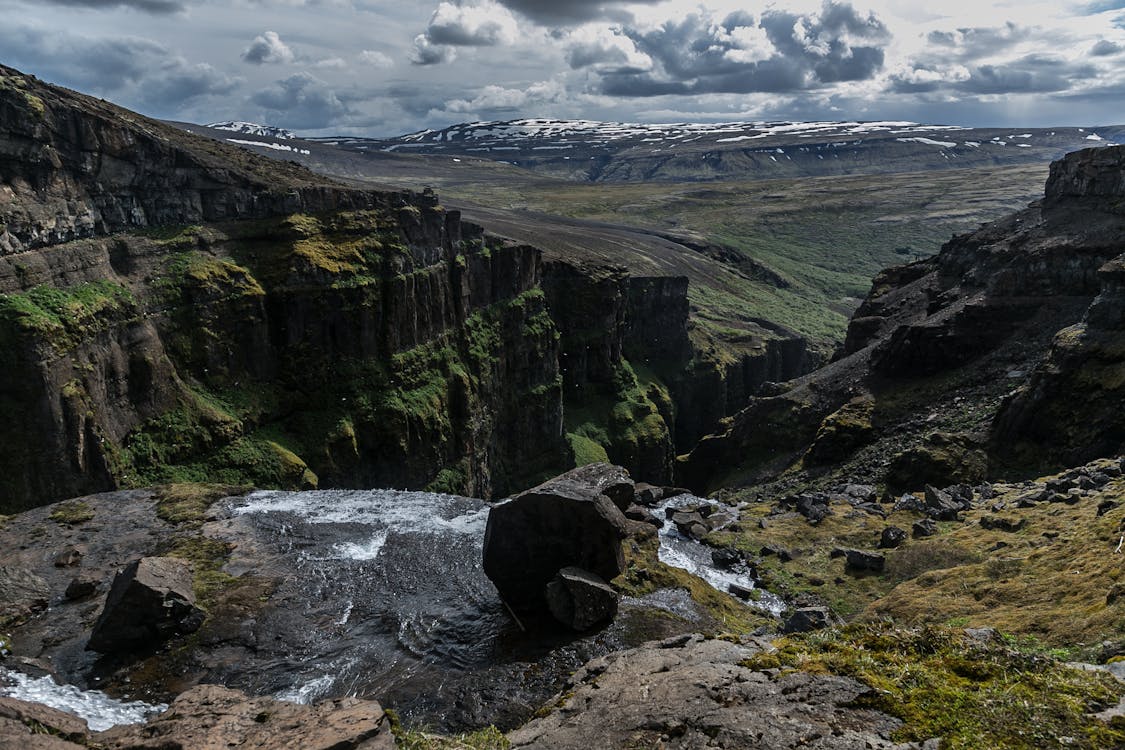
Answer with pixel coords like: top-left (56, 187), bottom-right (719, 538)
top-left (1, 488), bottom-right (781, 732)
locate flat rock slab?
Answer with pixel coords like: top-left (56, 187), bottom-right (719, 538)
top-left (0, 696), bottom-right (88, 748)
top-left (97, 684), bottom-right (395, 750)
top-left (0, 567), bottom-right (49, 627)
top-left (508, 634), bottom-right (928, 750)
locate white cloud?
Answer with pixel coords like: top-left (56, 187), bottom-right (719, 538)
top-left (359, 49), bottom-right (395, 68)
top-left (241, 31), bottom-right (295, 65)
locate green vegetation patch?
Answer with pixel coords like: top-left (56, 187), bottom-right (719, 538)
top-left (387, 710), bottom-right (509, 750)
top-left (745, 624), bottom-right (1125, 749)
top-left (154, 483), bottom-right (250, 527)
top-left (163, 535), bottom-right (237, 611)
top-left (0, 281), bottom-right (137, 350)
top-left (48, 500), bottom-right (94, 526)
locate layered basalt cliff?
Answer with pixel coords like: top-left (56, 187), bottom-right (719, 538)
top-left (0, 65), bottom-right (570, 510)
top-left (679, 145), bottom-right (1125, 492)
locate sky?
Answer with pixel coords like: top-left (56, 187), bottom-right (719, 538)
top-left (1, 0), bottom-right (1123, 137)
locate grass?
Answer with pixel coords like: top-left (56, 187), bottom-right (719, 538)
top-left (393, 724), bottom-right (509, 750)
top-left (162, 535), bottom-right (237, 611)
top-left (744, 623), bottom-right (1125, 749)
top-left (48, 500), bottom-right (94, 525)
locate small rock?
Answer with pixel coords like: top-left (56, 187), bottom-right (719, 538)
top-left (64, 575), bottom-right (100, 601)
top-left (843, 549), bottom-right (885, 573)
top-left (711, 548), bottom-right (742, 569)
top-left (782, 607), bottom-right (835, 634)
top-left (879, 526), bottom-right (908, 549)
top-left (624, 504), bottom-right (662, 527)
top-left (842, 484), bottom-right (877, 503)
top-left (980, 516), bottom-right (1027, 533)
top-left (53, 547), bottom-right (85, 568)
top-left (633, 483), bottom-right (664, 506)
top-left (912, 518), bottom-right (938, 538)
top-left (894, 494), bottom-right (925, 513)
top-left (728, 583), bottom-right (755, 600)
top-left (1097, 500), bottom-right (1120, 517)
top-left (545, 567), bottom-right (619, 631)
top-left (760, 545), bottom-right (793, 562)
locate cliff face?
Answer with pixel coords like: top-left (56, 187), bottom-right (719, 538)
top-left (0, 65), bottom-right (569, 511)
top-left (679, 145), bottom-right (1125, 492)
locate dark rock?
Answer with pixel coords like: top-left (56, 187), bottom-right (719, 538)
top-left (53, 547), bottom-right (85, 568)
top-left (672, 511), bottom-right (705, 533)
top-left (687, 523), bottom-right (709, 540)
top-left (703, 511), bottom-right (735, 531)
top-left (87, 557), bottom-right (203, 653)
top-left (894, 494), bottom-right (926, 513)
top-left (711, 547), bottom-right (742, 569)
top-left (482, 466), bottom-right (629, 614)
top-left (545, 567), bottom-right (618, 631)
top-left (842, 484), bottom-right (877, 503)
top-left (886, 433), bottom-right (988, 493)
top-left (980, 516), bottom-right (1027, 532)
top-left (782, 607), bottom-right (835, 634)
top-left (0, 567), bottom-right (49, 627)
top-left (633, 483), bottom-right (664, 506)
top-left (1097, 500), bottom-right (1121, 517)
top-left (659, 486), bottom-right (691, 500)
top-left (728, 583), bottom-right (755, 600)
top-left (64, 575), bottom-right (100, 601)
top-left (563, 463), bottom-right (635, 511)
top-left (912, 518), bottom-right (938, 538)
top-left (879, 526), bottom-right (908, 549)
top-left (924, 485), bottom-right (963, 521)
top-left (843, 549), bottom-right (886, 573)
top-left (760, 545), bottom-right (793, 562)
top-left (854, 502), bottom-right (888, 519)
top-left (795, 494), bottom-right (832, 524)
top-left (624, 503), bottom-right (662, 526)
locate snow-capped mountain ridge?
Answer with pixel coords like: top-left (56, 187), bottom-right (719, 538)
top-left (206, 121), bottom-right (297, 140)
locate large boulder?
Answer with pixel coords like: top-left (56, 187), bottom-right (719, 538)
top-left (483, 465), bottom-right (630, 613)
top-left (87, 557), bottom-right (204, 654)
top-left (545, 567), bottom-right (619, 631)
top-left (560, 463), bottom-right (635, 510)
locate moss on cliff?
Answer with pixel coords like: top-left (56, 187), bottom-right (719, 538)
top-left (0, 280), bottom-right (137, 350)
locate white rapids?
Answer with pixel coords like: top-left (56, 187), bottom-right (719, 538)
top-left (0, 667), bottom-right (166, 732)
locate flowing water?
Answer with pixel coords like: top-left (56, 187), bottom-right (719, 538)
top-left (2, 487), bottom-right (782, 732)
top-left (0, 667), bottom-right (166, 731)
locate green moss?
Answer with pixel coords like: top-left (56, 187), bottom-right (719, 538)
top-left (391, 719), bottom-right (509, 750)
top-left (0, 281), bottom-right (137, 350)
top-left (745, 624), bottom-right (1125, 749)
top-left (567, 432), bottom-right (610, 466)
top-left (48, 500), bottom-right (94, 525)
top-left (163, 535), bottom-right (237, 611)
top-left (154, 483), bottom-right (249, 527)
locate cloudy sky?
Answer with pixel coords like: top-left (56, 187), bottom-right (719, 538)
top-left (2, 0), bottom-right (1123, 136)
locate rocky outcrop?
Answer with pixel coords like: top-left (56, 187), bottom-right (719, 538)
top-left (0, 64), bottom-right (568, 509)
top-left (508, 634), bottom-right (924, 749)
top-left (0, 566), bottom-right (49, 628)
top-left (482, 463), bottom-right (630, 615)
top-left (87, 556), bottom-right (203, 653)
top-left (0, 686), bottom-right (395, 750)
top-left (0, 64), bottom-right (374, 254)
top-left (544, 566), bottom-right (619, 631)
top-left (679, 144), bottom-right (1125, 491)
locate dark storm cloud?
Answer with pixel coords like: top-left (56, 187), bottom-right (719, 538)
top-left (35, 0), bottom-right (183, 12)
top-left (593, 2), bottom-right (889, 97)
top-left (924, 23), bottom-right (1031, 61)
top-left (137, 63), bottom-right (239, 105)
top-left (251, 72), bottom-right (350, 128)
top-left (1091, 39), bottom-right (1123, 55)
top-left (889, 55), bottom-right (1097, 96)
top-left (494, 0), bottom-right (661, 25)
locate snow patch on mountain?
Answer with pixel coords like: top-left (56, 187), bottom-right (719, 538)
top-left (207, 121), bottom-right (297, 140)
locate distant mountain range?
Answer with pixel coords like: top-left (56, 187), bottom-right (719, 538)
top-left (196, 117), bottom-right (1125, 183)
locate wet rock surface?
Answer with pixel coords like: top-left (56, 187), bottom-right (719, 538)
top-left (508, 634), bottom-right (926, 749)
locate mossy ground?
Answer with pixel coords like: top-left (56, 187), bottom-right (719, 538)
top-left (744, 624), bottom-right (1125, 749)
top-left (48, 500), bottom-right (94, 526)
top-left (713, 465), bottom-right (1125, 647)
top-left (0, 280), bottom-right (137, 350)
top-left (389, 712), bottom-right (509, 750)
